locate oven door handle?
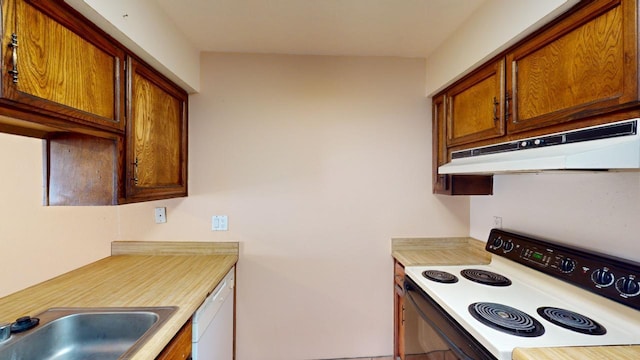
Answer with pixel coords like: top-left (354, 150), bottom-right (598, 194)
top-left (405, 286), bottom-right (477, 360)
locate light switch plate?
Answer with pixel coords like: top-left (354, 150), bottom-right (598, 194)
top-left (212, 215), bottom-right (228, 231)
top-left (155, 207), bottom-right (167, 224)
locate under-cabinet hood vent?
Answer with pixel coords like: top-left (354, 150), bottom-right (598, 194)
top-left (439, 119), bottom-right (640, 174)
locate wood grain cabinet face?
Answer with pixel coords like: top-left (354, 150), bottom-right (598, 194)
top-left (155, 319), bottom-right (192, 360)
top-left (126, 57), bottom-right (188, 201)
top-left (506, 0), bottom-right (638, 133)
top-left (432, 94), bottom-right (449, 194)
top-left (446, 59), bottom-right (505, 147)
top-left (432, 94), bottom-right (494, 196)
top-left (394, 261), bottom-right (405, 360)
top-left (430, 0), bottom-right (638, 197)
top-left (1, 0), bottom-right (125, 132)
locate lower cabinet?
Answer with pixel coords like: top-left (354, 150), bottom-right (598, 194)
top-left (156, 318), bottom-right (192, 360)
top-left (394, 261), bottom-right (405, 360)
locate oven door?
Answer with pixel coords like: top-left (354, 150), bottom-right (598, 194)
top-left (403, 277), bottom-right (496, 360)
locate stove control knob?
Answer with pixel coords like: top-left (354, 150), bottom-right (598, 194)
top-left (615, 276), bottom-right (640, 297)
top-left (591, 268), bottom-right (615, 287)
top-left (492, 236), bottom-right (504, 249)
top-left (559, 258), bottom-right (576, 273)
top-left (503, 241), bottom-right (514, 253)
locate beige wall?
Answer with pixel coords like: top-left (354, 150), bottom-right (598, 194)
top-left (117, 53), bottom-right (470, 359)
top-left (425, 0), bottom-right (576, 95)
top-left (0, 133), bottom-right (116, 297)
top-left (470, 172), bottom-right (640, 262)
top-left (65, 0), bottom-right (200, 92)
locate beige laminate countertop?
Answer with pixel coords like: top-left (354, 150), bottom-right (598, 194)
top-left (513, 346), bottom-right (640, 360)
top-left (392, 237), bottom-right (640, 360)
top-left (392, 237), bottom-right (491, 266)
top-left (0, 241), bottom-right (238, 360)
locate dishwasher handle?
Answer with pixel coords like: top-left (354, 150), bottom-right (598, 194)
top-left (192, 267), bottom-right (235, 343)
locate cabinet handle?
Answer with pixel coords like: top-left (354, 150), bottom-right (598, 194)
top-left (132, 157), bottom-right (139, 185)
top-left (505, 93), bottom-right (512, 123)
top-left (8, 33), bottom-right (18, 83)
top-left (492, 97), bottom-right (499, 122)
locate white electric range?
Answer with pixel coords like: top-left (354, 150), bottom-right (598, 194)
top-left (402, 229), bottom-right (640, 360)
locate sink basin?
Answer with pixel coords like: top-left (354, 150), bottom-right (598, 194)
top-left (0, 306), bottom-right (177, 360)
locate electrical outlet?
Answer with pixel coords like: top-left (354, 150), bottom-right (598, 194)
top-left (155, 207), bottom-right (167, 224)
top-left (212, 215), bottom-right (228, 231)
top-left (493, 216), bottom-right (502, 229)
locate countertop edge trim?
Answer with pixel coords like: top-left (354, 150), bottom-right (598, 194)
top-left (111, 241), bottom-right (239, 255)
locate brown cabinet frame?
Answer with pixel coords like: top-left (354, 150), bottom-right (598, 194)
top-left (124, 56), bottom-right (188, 202)
top-left (506, 0), bottom-right (639, 134)
top-left (446, 59), bottom-right (506, 147)
top-left (432, 0), bottom-right (640, 196)
top-left (1, 0), bottom-right (126, 133)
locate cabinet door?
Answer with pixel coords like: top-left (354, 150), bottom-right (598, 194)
top-left (506, 0), bottom-right (638, 133)
top-left (432, 94), bottom-right (493, 196)
top-left (446, 59), bottom-right (505, 147)
top-left (1, 0), bottom-right (125, 132)
top-left (156, 319), bottom-right (192, 360)
top-left (432, 94), bottom-right (449, 194)
top-left (126, 57), bottom-right (188, 201)
top-left (394, 261), bottom-right (406, 360)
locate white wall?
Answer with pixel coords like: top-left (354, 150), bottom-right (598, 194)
top-left (116, 53), bottom-right (470, 359)
top-left (470, 173), bottom-right (640, 261)
top-left (0, 134), bottom-right (116, 297)
top-left (64, 0), bottom-right (200, 92)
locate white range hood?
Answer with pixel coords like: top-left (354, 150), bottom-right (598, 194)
top-left (439, 119), bottom-right (640, 175)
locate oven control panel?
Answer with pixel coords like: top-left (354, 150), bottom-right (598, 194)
top-left (486, 228), bottom-right (640, 310)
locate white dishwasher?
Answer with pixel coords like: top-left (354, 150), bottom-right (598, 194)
top-left (192, 266), bottom-right (235, 359)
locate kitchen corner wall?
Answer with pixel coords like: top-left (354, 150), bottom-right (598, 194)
top-left (470, 173), bottom-right (640, 262)
top-left (425, 0), bottom-right (575, 95)
top-left (0, 133), bottom-right (116, 297)
top-left (116, 53), bottom-right (469, 359)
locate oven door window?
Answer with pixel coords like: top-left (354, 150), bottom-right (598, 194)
top-left (403, 277), bottom-right (496, 360)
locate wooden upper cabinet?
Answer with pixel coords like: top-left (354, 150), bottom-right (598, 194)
top-left (432, 94), bottom-right (449, 193)
top-left (432, 94), bottom-right (493, 196)
top-left (126, 57), bottom-right (187, 201)
top-left (1, 0), bottom-right (125, 132)
top-left (506, 0), bottom-right (638, 133)
top-left (446, 59), bottom-right (505, 147)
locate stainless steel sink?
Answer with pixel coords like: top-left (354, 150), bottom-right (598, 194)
top-left (0, 306), bottom-right (177, 360)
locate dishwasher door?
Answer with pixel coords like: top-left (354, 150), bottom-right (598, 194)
top-left (192, 267), bottom-right (235, 359)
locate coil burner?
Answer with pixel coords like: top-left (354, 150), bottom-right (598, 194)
top-left (422, 270), bottom-right (458, 284)
top-left (537, 307), bottom-right (606, 335)
top-left (461, 269), bottom-right (512, 287)
top-left (469, 302), bottom-right (545, 337)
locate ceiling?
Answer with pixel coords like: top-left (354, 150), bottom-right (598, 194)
top-left (154, 0), bottom-right (486, 58)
